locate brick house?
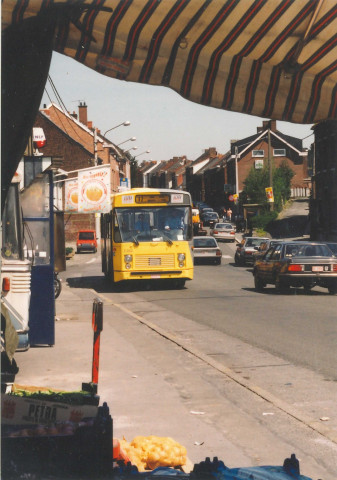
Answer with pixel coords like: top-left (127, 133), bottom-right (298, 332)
top-left (33, 102), bottom-right (130, 241)
top-left (146, 157), bottom-right (192, 189)
top-left (227, 120), bottom-right (309, 197)
top-left (136, 161), bottom-right (158, 187)
top-left (185, 148), bottom-right (224, 204)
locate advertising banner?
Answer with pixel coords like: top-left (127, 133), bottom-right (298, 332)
top-left (64, 178), bottom-right (78, 212)
top-left (265, 186), bottom-right (274, 203)
top-left (78, 165), bottom-right (111, 213)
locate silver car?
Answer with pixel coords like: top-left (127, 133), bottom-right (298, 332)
top-left (211, 223), bottom-right (236, 242)
top-left (192, 236), bottom-right (222, 265)
top-left (235, 236), bottom-right (269, 266)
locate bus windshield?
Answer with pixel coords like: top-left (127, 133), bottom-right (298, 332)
top-left (115, 206), bottom-right (192, 243)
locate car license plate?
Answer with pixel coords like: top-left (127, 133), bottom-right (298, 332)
top-left (312, 266), bottom-right (323, 272)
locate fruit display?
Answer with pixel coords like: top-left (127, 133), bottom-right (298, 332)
top-left (119, 435), bottom-right (187, 471)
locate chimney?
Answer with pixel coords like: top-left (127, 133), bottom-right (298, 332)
top-left (71, 111), bottom-right (78, 120)
top-left (87, 121), bottom-right (93, 129)
top-left (209, 147), bottom-right (217, 158)
top-left (41, 105), bottom-right (50, 116)
top-left (262, 120), bottom-right (276, 131)
top-left (78, 102), bottom-right (88, 125)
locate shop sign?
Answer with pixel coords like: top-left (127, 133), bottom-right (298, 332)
top-left (64, 178), bottom-right (78, 212)
top-left (78, 165), bottom-right (111, 213)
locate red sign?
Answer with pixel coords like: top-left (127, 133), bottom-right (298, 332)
top-left (228, 195), bottom-right (234, 201)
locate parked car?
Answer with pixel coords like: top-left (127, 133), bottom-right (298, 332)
top-left (76, 229), bottom-right (98, 253)
top-left (200, 207), bottom-right (214, 215)
top-left (253, 241), bottom-right (337, 294)
top-left (210, 223), bottom-right (236, 242)
top-left (235, 236), bottom-right (269, 266)
top-left (201, 211), bottom-right (219, 228)
top-left (192, 236), bottom-right (222, 265)
top-left (252, 239), bottom-right (281, 264)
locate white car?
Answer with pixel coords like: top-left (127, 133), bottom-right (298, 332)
top-left (211, 223), bottom-right (236, 242)
top-left (192, 236), bottom-right (222, 265)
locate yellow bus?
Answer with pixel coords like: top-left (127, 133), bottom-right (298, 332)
top-left (101, 188), bottom-right (194, 288)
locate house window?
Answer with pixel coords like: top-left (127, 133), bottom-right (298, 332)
top-left (252, 149), bottom-right (264, 157)
top-left (255, 159), bottom-right (264, 169)
top-left (273, 148), bottom-right (286, 156)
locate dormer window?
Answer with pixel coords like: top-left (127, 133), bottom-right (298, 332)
top-left (252, 149), bottom-right (264, 157)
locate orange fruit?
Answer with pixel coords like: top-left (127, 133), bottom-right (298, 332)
top-left (71, 192), bottom-right (78, 204)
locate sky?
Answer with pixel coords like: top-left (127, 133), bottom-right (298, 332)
top-left (41, 52), bottom-right (314, 162)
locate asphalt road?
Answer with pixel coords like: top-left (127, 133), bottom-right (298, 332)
top-left (68, 241), bottom-right (337, 380)
top-left (160, 244), bottom-right (336, 380)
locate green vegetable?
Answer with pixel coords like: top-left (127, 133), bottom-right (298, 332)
top-left (9, 389), bottom-right (97, 405)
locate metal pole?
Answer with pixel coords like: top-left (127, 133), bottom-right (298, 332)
top-left (92, 298), bottom-right (103, 387)
top-left (268, 128), bottom-right (274, 211)
top-left (235, 146), bottom-right (239, 195)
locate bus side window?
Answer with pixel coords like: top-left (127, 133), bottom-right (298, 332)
top-left (113, 213), bottom-right (122, 243)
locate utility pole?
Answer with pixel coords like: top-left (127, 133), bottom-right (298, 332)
top-left (268, 127), bottom-right (274, 211)
top-left (235, 146), bottom-right (239, 195)
top-left (94, 128), bottom-right (98, 166)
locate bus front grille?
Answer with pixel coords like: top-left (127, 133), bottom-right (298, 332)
top-left (135, 254), bottom-right (175, 269)
top-left (11, 272), bottom-right (31, 293)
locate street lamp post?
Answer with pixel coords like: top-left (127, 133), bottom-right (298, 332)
top-left (124, 146), bottom-right (138, 153)
top-left (103, 121), bottom-right (130, 137)
top-left (117, 137), bottom-right (136, 146)
top-left (134, 149), bottom-right (150, 158)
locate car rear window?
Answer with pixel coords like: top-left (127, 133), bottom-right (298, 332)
top-left (245, 238), bottom-right (266, 247)
top-left (285, 244), bottom-right (332, 257)
top-left (194, 238), bottom-right (217, 248)
top-left (79, 231), bottom-right (95, 240)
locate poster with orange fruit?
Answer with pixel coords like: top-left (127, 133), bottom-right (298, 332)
top-left (78, 165), bottom-right (110, 213)
top-left (64, 178), bottom-right (79, 212)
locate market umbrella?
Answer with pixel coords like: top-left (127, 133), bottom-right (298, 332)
top-left (2, 0), bottom-right (337, 205)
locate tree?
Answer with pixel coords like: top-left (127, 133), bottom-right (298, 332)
top-left (243, 166), bottom-right (270, 207)
top-left (243, 161), bottom-right (294, 213)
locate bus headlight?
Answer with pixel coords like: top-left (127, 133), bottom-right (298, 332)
top-left (124, 254), bottom-right (133, 269)
top-left (178, 253), bottom-right (185, 267)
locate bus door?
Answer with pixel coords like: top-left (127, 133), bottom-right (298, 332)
top-left (21, 171), bottom-right (55, 346)
top-left (1, 177), bottom-right (31, 351)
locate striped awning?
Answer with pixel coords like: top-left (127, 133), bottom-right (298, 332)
top-left (2, 0), bottom-right (337, 124)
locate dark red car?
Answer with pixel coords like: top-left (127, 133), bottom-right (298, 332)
top-left (253, 241), bottom-right (337, 294)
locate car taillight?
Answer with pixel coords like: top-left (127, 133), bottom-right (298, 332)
top-left (216, 249), bottom-right (222, 256)
top-left (333, 264), bottom-right (337, 272)
top-left (230, 231), bottom-right (235, 234)
top-left (288, 264), bottom-right (304, 272)
top-left (213, 230), bottom-right (218, 234)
